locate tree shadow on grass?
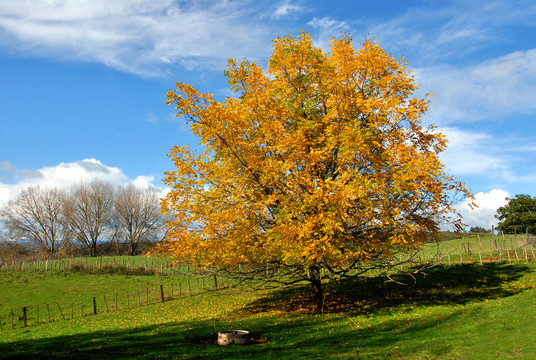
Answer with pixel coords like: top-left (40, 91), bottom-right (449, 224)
top-left (0, 306), bottom-right (485, 360)
top-left (0, 300), bottom-right (507, 360)
top-left (239, 263), bottom-right (533, 315)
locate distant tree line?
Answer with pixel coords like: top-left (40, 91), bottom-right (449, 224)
top-left (468, 226), bottom-right (491, 234)
top-left (0, 180), bottom-right (166, 257)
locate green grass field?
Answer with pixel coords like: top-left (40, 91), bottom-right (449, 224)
top-left (0, 259), bottom-right (228, 328)
top-left (1, 236), bottom-right (535, 359)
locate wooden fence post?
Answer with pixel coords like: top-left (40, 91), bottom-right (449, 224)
top-left (93, 297), bottom-right (97, 315)
top-left (492, 225), bottom-right (495, 249)
top-left (104, 295), bottom-right (110, 313)
top-left (57, 303), bottom-right (66, 320)
top-left (160, 285), bottom-right (165, 303)
top-left (22, 307), bottom-right (28, 327)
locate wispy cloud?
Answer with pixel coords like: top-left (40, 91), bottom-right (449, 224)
top-left (366, 1), bottom-right (536, 64)
top-left (0, 0), bottom-right (273, 77)
top-left (145, 112), bottom-right (159, 125)
top-left (436, 125), bottom-right (536, 199)
top-left (2, 1), bottom-right (533, 80)
top-left (438, 127), bottom-right (507, 175)
top-left (417, 49), bottom-right (536, 125)
top-left (272, 1), bottom-right (305, 20)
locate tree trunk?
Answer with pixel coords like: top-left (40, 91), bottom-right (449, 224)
top-left (90, 242), bottom-right (97, 257)
top-left (308, 266), bottom-right (323, 312)
top-left (128, 241), bottom-right (137, 256)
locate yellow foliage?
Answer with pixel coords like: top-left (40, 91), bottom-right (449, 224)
top-left (156, 32), bottom-right (472, 273)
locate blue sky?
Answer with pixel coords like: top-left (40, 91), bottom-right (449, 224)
top-left (1, 0), bottom-right (535, 229)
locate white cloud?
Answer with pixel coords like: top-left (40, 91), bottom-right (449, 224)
top-left (438, 127), bottom-right (507, 175)
top-left (308, 17), bottom-right (348, 30)
top-left (418, 49), bottom-right (536, 124)
top-left (132, 175), bottom-right (156, 189)
top-left (272, 1), bottom-right (304, 20)
top-left (457, 189), bottom-right (510, 229)
top-left (0, 159), bottom-right (166, 207)
top-left (0, 0), bottom-right (272, 76)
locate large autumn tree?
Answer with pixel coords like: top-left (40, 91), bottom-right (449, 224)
top-left (157, 32), bottom-right (471, 311)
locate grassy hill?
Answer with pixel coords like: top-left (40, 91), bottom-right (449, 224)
top-left (1, 256), bottom-right (535, 359)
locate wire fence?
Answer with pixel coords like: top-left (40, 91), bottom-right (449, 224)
top-left (0, 274), bottom-right (228, 331)
top-left (0, 256), bottom-right (176, 274)
top-left (413, 232), bottom-right (536, 266)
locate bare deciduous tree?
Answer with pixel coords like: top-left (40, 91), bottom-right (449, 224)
top-left (115, 184), bottom-right (165, 255)
top-left (62, 180), bottom-right (115, 257)
top-left (0, 186), bottom-right (68, 255)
